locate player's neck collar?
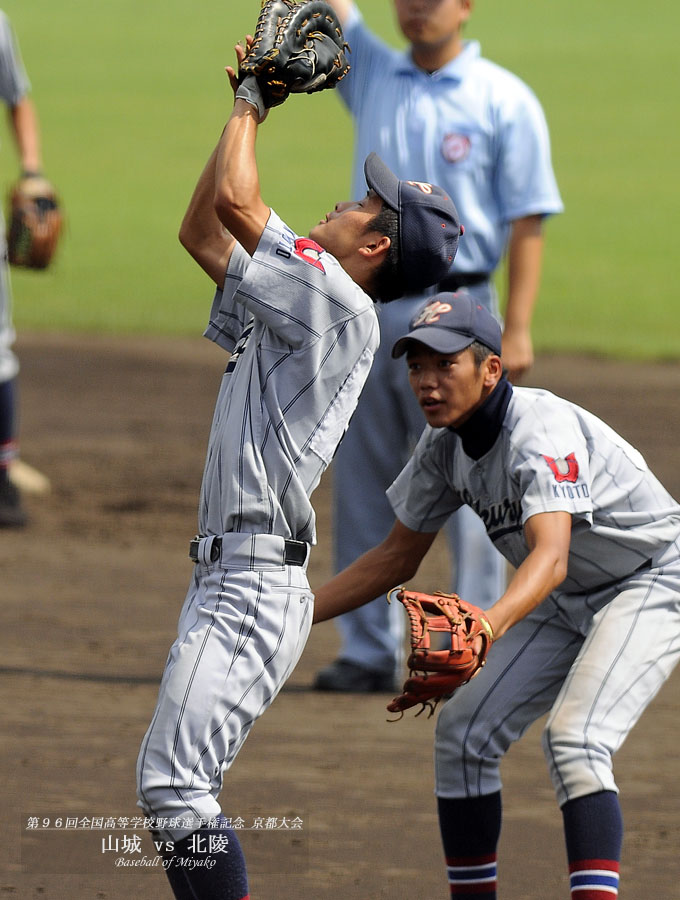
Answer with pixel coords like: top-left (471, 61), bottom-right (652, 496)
top-left (450, 376), bottom-right (512, 460)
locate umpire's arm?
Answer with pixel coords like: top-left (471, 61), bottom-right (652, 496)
top-left (312, 520), bottom-right (437, 623)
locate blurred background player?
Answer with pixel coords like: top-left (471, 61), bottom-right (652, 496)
top-left (314, 0), bottom-right (563, 692)
top-left (0, 9), bottom-right (51, 526)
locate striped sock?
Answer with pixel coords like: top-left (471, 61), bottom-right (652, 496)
top-left (438, 793), bottom-right (501, 899)
top-left (446, 853), bottom-right (497, 897)
top-left (562, 791), bottom-right (622, 899)
top-left (0, 440), bottom-right (17, 481)
top-left (569, 858), bottom-right (619, 897)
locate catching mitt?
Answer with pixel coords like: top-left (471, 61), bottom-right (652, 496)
top-left (7, 174), bottom-right (63, 270)
top-left (387, 588), bottom-right (494, 718)
top-left (239, 0), bottom-right (350, 110)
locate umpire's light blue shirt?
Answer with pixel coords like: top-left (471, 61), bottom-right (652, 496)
top-left (338, 7), bottom-right (564, 276)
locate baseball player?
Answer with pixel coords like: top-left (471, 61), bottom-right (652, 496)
top-left (313, 294), bottom-right (680, 899)
top-left (0, 10), bottom-right (47, 526)
top-left (314, 0), bottom-right (564, 693)
top-left (135, 35), bottom-right (463, 899)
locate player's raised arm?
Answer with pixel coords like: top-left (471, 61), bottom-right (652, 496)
top-left (179, 140), bottom-right (237, 288)
top-left (179, 39), bottom-right (270, 283)
top-left (212, 41), bottom-right (271, 258)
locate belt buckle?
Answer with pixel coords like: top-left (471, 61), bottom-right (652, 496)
top-left (189, 535), bottom-right (222, 564)
top-left (189, 536), bottom-right (201, 563)
top-left (284, 539), bottom-right (307, 566)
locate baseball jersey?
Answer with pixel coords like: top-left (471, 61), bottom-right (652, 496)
top-left (200, 208), bottom-right (379, 543)
top-left (388, 385), bottom-right (680, 593)
top-left (337, 6), bottom-right (563, 275)
top-left (0, 11), bottom-right (29, 107)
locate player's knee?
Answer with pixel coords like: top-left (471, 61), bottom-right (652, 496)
top-left (135, 757), bottom-right (163, 819)
top-left (434, 696), bottom-right (503, 796)
top-left (542, 718), bottom-right (616, 805)
top-left (135, 743), bottom-right (177, 821)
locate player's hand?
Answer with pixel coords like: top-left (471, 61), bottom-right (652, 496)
top-left (225, 37), bottom-right (251, 92)
top-left (501, 325), bottom-right (534, 383)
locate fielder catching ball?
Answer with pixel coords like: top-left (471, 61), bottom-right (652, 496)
top-left (313, 293), bottom-right (680, 899)
top-left (135, 4), bottom-right (463, 896)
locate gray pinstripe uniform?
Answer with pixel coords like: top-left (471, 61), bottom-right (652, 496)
top-left (388, 385), bottom-right (680, 805)
top-left (0, 11), bottom-right (30, 385)
top-left (137, 210), bottom-right (379, 839)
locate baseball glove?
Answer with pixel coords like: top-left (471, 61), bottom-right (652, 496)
top-left (7, 174), bottom-right (63, 270)
top-left (239, 0), bottom-right (350, 110)
top-left (387, 588), bottom-right (495, 719)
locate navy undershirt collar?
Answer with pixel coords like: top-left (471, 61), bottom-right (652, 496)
top-left (449, 377), bottom-right (513, 460)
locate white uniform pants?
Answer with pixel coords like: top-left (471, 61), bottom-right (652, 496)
top-left (434, 545), bottom-right (680, 807)
top-left (136, 534), bottom-right (313, 841)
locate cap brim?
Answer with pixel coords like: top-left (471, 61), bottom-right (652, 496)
top-left (364, 152), bottom-right (400, 210)
top-left (391, 327), bottom-right (475, 359)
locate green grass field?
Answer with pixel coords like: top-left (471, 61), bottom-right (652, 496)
top-left (1, 0), bottom-right (679, 358)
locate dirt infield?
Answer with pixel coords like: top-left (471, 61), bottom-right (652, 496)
top-left (2, 332), bottom-right (679, 899)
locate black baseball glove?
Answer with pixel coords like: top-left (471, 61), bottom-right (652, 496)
top-left (238, 0), bottom-right (350, 111)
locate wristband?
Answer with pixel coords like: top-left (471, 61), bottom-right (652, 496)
top-left (235, 75), bottom-right (265, 122)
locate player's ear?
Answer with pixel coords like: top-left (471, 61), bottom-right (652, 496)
top-left (358, 234), bottom-right (391, 261)
top-left (482, 354), bottom-right (503, 387)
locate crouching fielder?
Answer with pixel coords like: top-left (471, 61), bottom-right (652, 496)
top-left (313, 293), bottom-right (680, 899)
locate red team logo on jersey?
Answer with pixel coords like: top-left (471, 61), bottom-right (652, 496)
top-left (294, 238), bottom-right (326, 272)
top-left (542, 453), bottom-right (580, 483)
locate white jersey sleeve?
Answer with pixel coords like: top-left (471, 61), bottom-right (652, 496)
top-left (204, 244), bottom-right (253, 353)
top-left (387, 427), bottom-right (464, 533)
top-left (507, 395), bottom-right (594, 527)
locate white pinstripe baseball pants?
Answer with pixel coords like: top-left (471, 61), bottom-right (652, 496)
top-left (434, 542), bottom-right (680, 806)
top-left (136, 534), bottom-right (313, 841)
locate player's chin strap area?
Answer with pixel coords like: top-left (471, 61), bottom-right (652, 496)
top-left (188, 532), bottom-right (309, 567)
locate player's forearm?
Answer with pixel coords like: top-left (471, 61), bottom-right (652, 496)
top-left (213, 101), bottom-right (268, 256)
top-left (485, 513), bottom-right (571, 640)
top-left (501, 215), bottom-right (544, 380)
top-left (313, 523), bottom-right (437, 623)
top-left (9, 97), bottom-right (42, 173)
top-left (313, 546), bottom-right (418, 624)
top-left (485, 550), bottom-right (565, 640)
top-left (179, 139), bottom-right (235, 287)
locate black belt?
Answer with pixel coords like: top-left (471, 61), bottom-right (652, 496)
top-left (188, 535), bottom-right (308, 566)
top-left (437, 272), bottom-right (490, 293)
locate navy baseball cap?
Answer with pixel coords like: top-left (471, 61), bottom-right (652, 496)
top-left (364, 152), bottom-right (462, 295)
top-left (391, 292), bottom-right (502, 358)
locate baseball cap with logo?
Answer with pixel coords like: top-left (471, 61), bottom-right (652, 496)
top-left (391, 292), bottom-right (502, 358)
top-left (364, 152), bottom-right (462, 295)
